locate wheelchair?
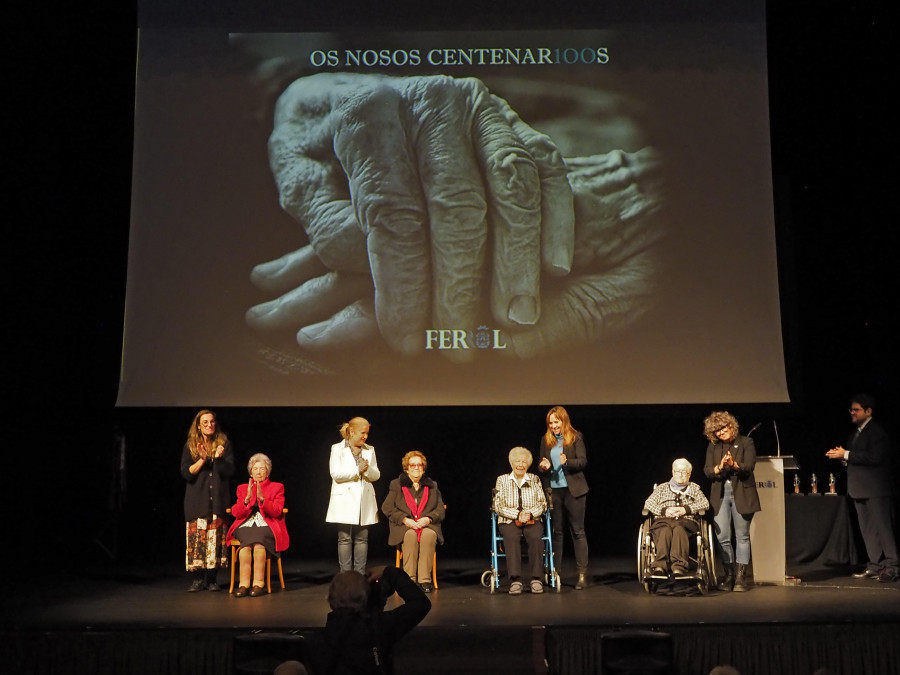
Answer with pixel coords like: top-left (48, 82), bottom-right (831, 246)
top-left (481, 507), bottom-right (561, 593)
top-left (637, 508), bottom-right (717, 594)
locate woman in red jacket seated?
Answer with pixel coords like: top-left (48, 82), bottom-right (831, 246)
top-left (226, 453), bottom-right (289, 597)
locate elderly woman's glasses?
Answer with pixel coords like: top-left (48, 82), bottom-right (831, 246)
top-left (408, 462), bottom-right (424, 469)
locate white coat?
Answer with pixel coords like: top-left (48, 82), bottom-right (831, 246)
top-left (325, 440), bottom-right (381, 525)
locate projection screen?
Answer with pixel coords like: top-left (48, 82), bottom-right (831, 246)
top-left (118, 5), bottom-right (788, 406)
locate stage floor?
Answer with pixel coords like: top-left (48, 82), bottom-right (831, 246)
top-left (10, 556), bottom-right (900, 631)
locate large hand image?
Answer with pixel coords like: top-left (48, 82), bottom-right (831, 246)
top-left (245, 73), bottom-right (663, 360)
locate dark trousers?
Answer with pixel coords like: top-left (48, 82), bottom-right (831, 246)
top-left (550, 486), bottom-right (589, 573)
top-left (650, 517), bottom-right (699, 570)
top-left (499, 521), bottom-right (544, 580)
top-left (854, 496), bottom-right (898, 572)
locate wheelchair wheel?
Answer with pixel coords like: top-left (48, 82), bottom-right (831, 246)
top-left (637, 517), bottom-right (658, 594)
top-left (636, 519), bottom-right (647, 579)
top-left (698, 564), bottom-right (711, 595)
top-left (695, 521), bottom-right (716, 594)
top-left (481, 570), bottom-right (493, 588)
top-left (704, 523), bottom-right (718, 588)
top-left (553, 570), bottom-right (562, 592)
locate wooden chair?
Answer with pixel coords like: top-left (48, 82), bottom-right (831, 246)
top-left (395, 547), bottom-right (439, 588)
top-left (394, 504), bottom-right (445, 588)
top-left (227, 508), bottom-right (287, 594)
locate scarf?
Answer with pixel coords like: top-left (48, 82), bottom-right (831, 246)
top-left (401, 485), bottom-right (429, 542)
top-left (669, 478), bottom-right (688, 492)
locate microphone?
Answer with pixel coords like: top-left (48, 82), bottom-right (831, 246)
top-left (774, 420), bottom-right (781, 456)
top-left (747, 422), bottom-right (762, 436)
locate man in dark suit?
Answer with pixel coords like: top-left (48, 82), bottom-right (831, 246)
top-left (826, 394), bottom-right (897, 582)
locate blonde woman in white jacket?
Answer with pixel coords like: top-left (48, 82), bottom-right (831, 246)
top-left (326, 417), bottom-right (381, 573)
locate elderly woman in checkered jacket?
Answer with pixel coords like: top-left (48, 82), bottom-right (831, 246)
top-left (643, 458), bottom-right (710, 576)
top-left (493, 447), bottom-right (548, 595)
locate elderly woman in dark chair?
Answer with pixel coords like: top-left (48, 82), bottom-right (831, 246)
top-left (226, 453), bottom-right (289, 597)
top-left (493, 446), bottom-right (548, 594)
top-left (643, 458), bottom-right (709, 575)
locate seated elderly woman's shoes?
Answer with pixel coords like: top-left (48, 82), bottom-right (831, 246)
top-left (249, 585), bottom-right (267, 597)
top-left (234, 586), bottom-right (249, 598)
top-left (206, 582), bottom-right (221, 592)
top-left (508, 581), bottom-right (523, 595)
top-left (530, 579), bottom-right (544, 594)
top-left (188, 578), bottom-right (205, 592)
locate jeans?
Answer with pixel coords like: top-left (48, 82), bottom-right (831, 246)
top-left (336, 524), bottom-right (369, 574)
top-left (713, 481), bottom-right (753, 564)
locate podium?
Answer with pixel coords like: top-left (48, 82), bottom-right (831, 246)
top-left (748, 456), bottom-right (789, 583)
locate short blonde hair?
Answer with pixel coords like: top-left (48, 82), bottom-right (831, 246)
top-left (339, 417), bottom-right (370, 440)
top-left (508, 446), bottom-right (533, 469)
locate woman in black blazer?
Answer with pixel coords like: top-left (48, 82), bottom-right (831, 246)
top-left (703, 411), bottom-right (760, 592)
top-left (537, 406), bottom-right (590, 590)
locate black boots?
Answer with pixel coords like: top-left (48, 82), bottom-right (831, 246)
top-left (575, 573), bottom-right (587, 590)
top-left (719, 563), bottom-right (749, 591)
top-left (733, 564), bottom-right (749, 592)
top-left (719, 563), bottom-right (735, 591)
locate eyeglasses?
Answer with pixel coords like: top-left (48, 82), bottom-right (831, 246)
top-left (199, 420), bottom-right (216, 427)
top-left (673, 470), bottom-right (690, 476)
top-left (849, 407), bottom-right (864, 413)
top-left (408, 463), bottom-right (424, 469)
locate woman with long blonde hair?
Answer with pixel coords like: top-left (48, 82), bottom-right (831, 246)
top-left (180, 409), bottom-right (235, 592)
top-left (537, 405), bottom-right (590, 590)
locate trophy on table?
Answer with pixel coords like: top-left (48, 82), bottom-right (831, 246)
top-left (826, 472), bottom-right (838, 496)
top-left (792, 473), bottom-right (802, 495)
top-left (810, 472), bottom-right (820, 495)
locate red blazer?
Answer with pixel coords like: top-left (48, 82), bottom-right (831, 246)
top-left (226, 479), bottom-right (290, 552)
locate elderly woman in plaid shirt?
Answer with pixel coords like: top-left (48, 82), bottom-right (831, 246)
top-left (643, 458), bottom-right (710, 575)
top-left (493, 447), bottom-right (548, 595)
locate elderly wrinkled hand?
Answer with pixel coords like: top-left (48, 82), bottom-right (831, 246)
top-left (251, 72), bottom-right (574, 355)
top-left (248, 73), bottom-right (664, 358)
top-left (664, 506), bottom-right (686, 519)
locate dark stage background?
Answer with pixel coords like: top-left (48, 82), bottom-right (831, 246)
top-left (9, 1), bottom-right (897, 573)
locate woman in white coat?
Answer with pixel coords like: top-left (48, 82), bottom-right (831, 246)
top-left (326, 417), bottom-right (381, 573)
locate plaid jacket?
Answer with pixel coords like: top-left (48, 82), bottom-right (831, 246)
top-left (493, 472), bottom-right (547, 524)
top-left (643, 481), bottom-right (709, 516)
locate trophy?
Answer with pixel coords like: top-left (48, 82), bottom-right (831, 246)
top-left (826, 472), bottom-right (838, 496)
top-left (792, 473), bottom-right (802, 495)
top-left (810, 473), bottom-right (820, 495)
